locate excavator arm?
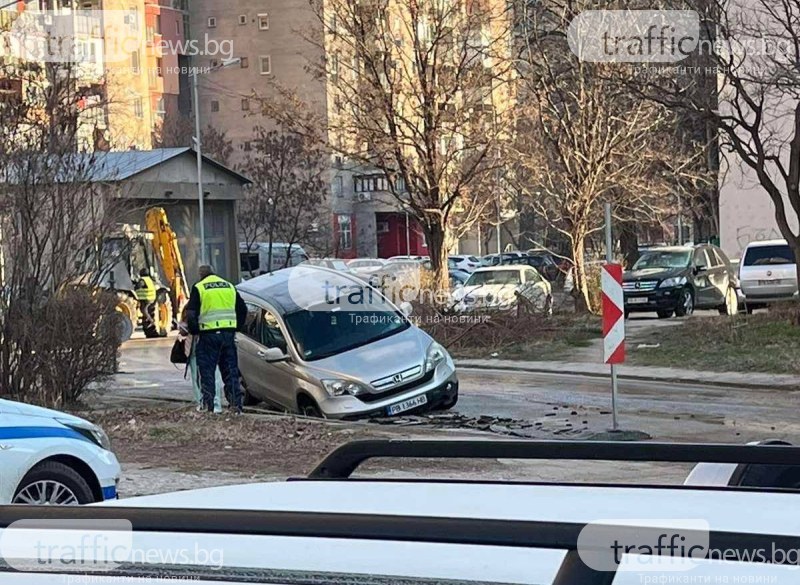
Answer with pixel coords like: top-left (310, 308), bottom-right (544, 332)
top-left (145, 207), bottom-right (190, 321)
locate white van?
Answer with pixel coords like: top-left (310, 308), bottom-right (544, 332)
top-left (239, 242), bottom-right (309, 280)
top-left (739, 239), bottom-right (798, 310)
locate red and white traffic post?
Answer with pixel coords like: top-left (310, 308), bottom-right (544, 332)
top-left (602, 203), bottom-right (624, 431)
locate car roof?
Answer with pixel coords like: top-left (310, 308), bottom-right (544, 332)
top-left (745, 239), bottom-right (789, 248)
top-left (640, 245), bottom-right (696, 252)
top-left (237, 265), bottom-right (363, 314)
top-left (104, 480), bottom-right (800, 537)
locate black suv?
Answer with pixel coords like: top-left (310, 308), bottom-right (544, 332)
top-left (624, 244), bottom-right (739, 318)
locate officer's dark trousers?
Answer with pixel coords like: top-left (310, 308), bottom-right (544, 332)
top-left (196, 330), bottom-right (242, 412)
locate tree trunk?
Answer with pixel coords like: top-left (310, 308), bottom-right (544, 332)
top-left (619, 221), bottom-right (639, 269)
top-left (425, 223), bottom-right (450, 302)
top-left (571, 236), bottom-right (592, 314)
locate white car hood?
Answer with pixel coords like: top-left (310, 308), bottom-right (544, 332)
top-left (0, 398), bottom-right (87, 425)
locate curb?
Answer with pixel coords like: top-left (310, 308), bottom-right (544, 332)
top-left (455, 361), bottom-right (800, 391)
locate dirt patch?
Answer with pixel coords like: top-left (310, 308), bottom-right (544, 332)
top-left (76, 406), bottom-right (377, 476)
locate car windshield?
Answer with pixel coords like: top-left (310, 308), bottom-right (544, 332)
top-left (466, 270), bottom-right (521, 286)
top-left (743, 245), bottom-right (796, 266)
top-left (283, 305), bottom-right (410, 361)
top-left (633, 251), bottom-right (692, 270)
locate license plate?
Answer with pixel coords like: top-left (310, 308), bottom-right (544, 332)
top-left (758, 279), bottom-right (781, 285)
top-left (628, 297), bottom-right (649, 305)
top-left (387, 394), bottom-right (428, 416)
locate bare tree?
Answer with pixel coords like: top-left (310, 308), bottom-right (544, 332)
top-left (299, 0), bottom-right (516, 293)
top-left (0, 61), bottom-right (123, 406)
top-left (511, 0), bottom-right (711, 311)
top-left (239, 124), bottom-right (329, 275)
top-left (153, 117), bottom-right (235, 166)
top-left (634, 0), bottom-right (800, 287)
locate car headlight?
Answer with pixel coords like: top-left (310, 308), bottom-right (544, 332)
top-left (322, 379), bottom-right (369, 396)
top-left (659, 276), bottom-right (688, 288)
top-left (57, 418), bottom-right (111, 451)
top-left (425, 342), bottom-right (447, 373)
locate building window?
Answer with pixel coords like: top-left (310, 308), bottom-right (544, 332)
top-left (155, 96), bottom-right (165, 118)
top-left (239, 14), bottom-right (247, 25)
top-left (133, 97), bottom-right (143, 119)
top-left (338, 215), bottom-right (352, 251)
top-left (259, 55), bottom-right (271, 75)
top-left (354, 174), bottom-right (387, 193)
top-left (156, 57), bottom-right (163, 77)
top-left (211, 100), bottom-right (220, 112)
top-left (241, 98), bottom-right (249, 111)
top-left (146, 25), bottom-right (154, 43)
top-left (207, 16), bottom-right (216, 28)
top-left (332, 176), bottom-right (343, 197)
top-left (240, 57), bottom-right (249, 68)
top-left (155, 14), bottom-right (161, 34)
top-left (130, 50), bottom-right (140, 74)
top-left (258, 13), bottom-right (269, 30)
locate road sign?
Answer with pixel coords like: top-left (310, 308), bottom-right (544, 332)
top-left (601, 263), bottom-right (625, 364)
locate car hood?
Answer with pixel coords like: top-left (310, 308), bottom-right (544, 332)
top-left (0, 398), bottom-right (87, 425)
top-left (462, 284), bottom-right (519, 297)
top-left (308, 325), bottom-right (432, 385)
top-left (624, 267), bottom-right (688, 281)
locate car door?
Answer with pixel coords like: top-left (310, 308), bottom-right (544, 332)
top-left (522, 268), bottom-right (548, 309)
top-left (236, 303), bottom-right (274, 403)
top-left (692, 248), bottom-right (714, 307)
top-left (255, 307), bottom-right (301, 411)
top-left (706, 246), bottom-right (731, 306)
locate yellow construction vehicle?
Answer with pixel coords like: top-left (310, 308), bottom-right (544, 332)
top-left (92, 208), bottom-right (189, 341)
top-left (145, 207), bottom-right (190, 328)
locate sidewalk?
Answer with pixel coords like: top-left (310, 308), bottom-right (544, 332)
top-left (455, 358), bottom-right (800, 389)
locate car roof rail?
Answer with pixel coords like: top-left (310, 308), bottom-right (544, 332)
top-left (308, 439), bottom-right (800, 480)
top-left (0, 506), bottom-right (798, 585)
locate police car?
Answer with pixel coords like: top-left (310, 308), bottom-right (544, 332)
top-left (0, 399), bottom-right (120, 505)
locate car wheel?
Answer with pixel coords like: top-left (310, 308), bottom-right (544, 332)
top-left (718, 287), bottom-right (739, 316)
top-left (298, 394), bottom-right (324, 418)
top-left (674, 288), bottom-right (694, 317)
top-left (657, 309), bottom-right (674, 319)
top-left (13, 461), bottom-right (95, 505)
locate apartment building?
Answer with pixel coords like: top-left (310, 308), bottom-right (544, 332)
top-left (190, 0), bottom-right (514, 259)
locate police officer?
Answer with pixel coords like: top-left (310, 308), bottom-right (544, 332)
top-left (186, 265), bottom-right (248, 413)
top-left (134, 268), bottom-right (157, 327)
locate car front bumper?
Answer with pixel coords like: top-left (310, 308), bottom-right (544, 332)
top-left (624, 287), bottom-right (684, 312)
top-left (318, 365), bottom-right (459, 420)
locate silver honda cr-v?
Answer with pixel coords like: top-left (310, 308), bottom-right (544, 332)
top-left (235, 266), bottom-right (458, 419)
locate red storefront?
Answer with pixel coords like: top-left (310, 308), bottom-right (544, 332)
top-left (376, 212), bottom-right (427, 258)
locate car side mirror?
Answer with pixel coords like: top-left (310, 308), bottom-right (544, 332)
top-left (261, 347), bottom-right (289, 363)
top-left (694, 265), bottom-right (707, 275)
top-left (399, 301), bottom-right (413, 317)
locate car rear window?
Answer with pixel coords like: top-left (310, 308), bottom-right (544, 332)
top-left (743, 244), bottom-right (796, 266)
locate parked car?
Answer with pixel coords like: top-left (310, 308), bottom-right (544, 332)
top-left (480, 252), bottom-right (526, 267)
top-left (236, 266), bottom-right (458, 419)
top-left (388, 255), bottom-right (428, 261)
top-left (0, 399), bottom-right (120, 504)
top-left (453, 265), bottom-right (552, 313)
top-left (239, 242), bottom-right (309, 279)
top-left (502, 253), bottom-right (561, 282)
top-left (739, 239), bottom-right (798, 311)
top-left (449, 255), bottom-right (481, 272)
top-left (305, 258), bottom-right (352, 273)
top-left (25, 440), bottom-right (788, 585)
top-left (346, 258), bottom-right (387, 276)
top-left (623, 244), bottom-right (739, 318)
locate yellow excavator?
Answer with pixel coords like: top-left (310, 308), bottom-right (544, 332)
top-left (97, 208), bottom-right (189, 341)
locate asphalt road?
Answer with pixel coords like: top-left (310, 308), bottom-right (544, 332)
top-left (112, 338), bottom-right (799, 445)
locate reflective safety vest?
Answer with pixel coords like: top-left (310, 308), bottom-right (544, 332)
top-left (197, 275), bottom-right (237, 331)
top-left (135, 276), bottom-right (157, 303)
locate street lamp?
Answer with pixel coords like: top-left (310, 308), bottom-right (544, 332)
top-left (191, 57), bottom-right (241, 265)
